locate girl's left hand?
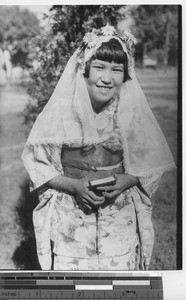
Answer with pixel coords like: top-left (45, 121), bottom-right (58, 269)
top-left (97, 174), bottom-right (139, 199)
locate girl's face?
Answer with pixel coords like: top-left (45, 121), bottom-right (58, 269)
top-left (85, 59), bottom-right (124, 112)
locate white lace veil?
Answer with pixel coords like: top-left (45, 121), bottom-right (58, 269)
top-left (22, 25), bottom-right (175, 190)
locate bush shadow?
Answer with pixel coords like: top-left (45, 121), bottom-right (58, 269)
top-left (12, 177), bottom-right (41, 270)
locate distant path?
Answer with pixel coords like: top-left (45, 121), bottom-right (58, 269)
top-left (0, 84), bottom-right (28, 115)
top-left (0, 143), bottom-right (24, 151)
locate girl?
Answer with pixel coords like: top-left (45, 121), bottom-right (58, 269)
top-left (22, 24), bottom-right (175, 270)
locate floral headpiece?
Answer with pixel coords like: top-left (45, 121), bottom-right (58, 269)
top-left (76, 24), bottom-right (137, 73)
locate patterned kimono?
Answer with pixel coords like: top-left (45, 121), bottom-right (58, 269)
top-left (31, 98), bottom-right (160, 271)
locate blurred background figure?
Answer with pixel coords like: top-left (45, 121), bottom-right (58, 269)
top-left (0, 47), bottom-right (13, 86)
top-left (0, 47), bottom-right (7, 85)
top-left (3, 49), bottom-right (12, 85)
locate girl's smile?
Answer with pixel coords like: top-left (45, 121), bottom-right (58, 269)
top-left (85, 59), bottom-right (124, 113)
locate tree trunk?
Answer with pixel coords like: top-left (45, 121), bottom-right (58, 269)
top-left (164, 11), bottom-right (171, 72)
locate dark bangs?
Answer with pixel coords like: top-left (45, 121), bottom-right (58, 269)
top-left (84, 38), bottom-right (131, 82)
top-left (92, 39), bottom-right (127, 64)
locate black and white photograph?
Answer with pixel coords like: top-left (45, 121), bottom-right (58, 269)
top-left (0, 4), bottom-right (179, 273)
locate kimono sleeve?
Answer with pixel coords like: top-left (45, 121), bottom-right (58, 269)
top-left (22, 143), bottom-right (63, 192)
top-left (137, 170), bottom-right (164, 199)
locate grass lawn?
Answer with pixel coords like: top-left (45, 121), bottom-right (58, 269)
top-left (0, 67), bottom-right (178, 270)
top-left (136, 67), bottom-right (178, 270)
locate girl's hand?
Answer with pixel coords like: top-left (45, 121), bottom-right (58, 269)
top-left (48, 175), bottom-right (105, 210)
top-left (97, 174), bottom-right (139, 199)
top-left (72, 178), bottom-right (105, 210)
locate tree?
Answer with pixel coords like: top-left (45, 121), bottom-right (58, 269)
top-left (129, 5), bottom-right (178, 67)
top-left (23, 5), bottom-right (127, 127)
top-left (0, 5), bottom-right (41, 68)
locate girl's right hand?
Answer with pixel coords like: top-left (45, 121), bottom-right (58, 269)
top-left (72, 178), bottom-right (105, 210)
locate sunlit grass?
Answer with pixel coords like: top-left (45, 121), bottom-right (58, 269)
top-left (137, 67), bottom-right (178, 270)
